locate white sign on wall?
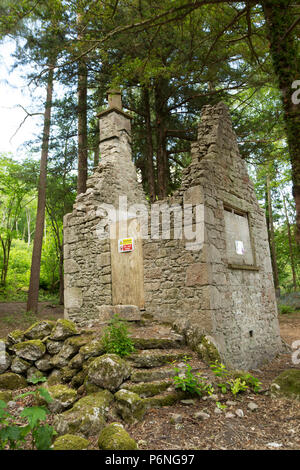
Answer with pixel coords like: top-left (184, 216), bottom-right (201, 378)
top-left (235, 240), bottom-right (245, 255)
top-left (118, 238), bottom-right (134, 253)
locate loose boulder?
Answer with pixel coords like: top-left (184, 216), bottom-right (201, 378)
top-left (87, 354), bottom-right (131, 392)
top-left (98, 423), bottom-right (138, 450)
top-left (50, 319), bottom-right (78, 341)
top-left (40, 384), bottom-right (78, 413)
top-left (0, 351), bottom-right (11, 374)
top-left (52, 434), bottom-right (90, 450)
top-left (114, 389), bottom-right (146, 423)
top-left (24, 321), bottom-right (55, 340)
top-left (53, 390), bottom-right (113, 437)
top-left (10, 357), bottom-right (31, 374)
top-left (0, 372), bottom-right (27, 390)
top-left (14, 340), bottom-right (46, 361)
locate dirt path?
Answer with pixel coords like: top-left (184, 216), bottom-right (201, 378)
top-left (0, 301), bottom-right (63, 338)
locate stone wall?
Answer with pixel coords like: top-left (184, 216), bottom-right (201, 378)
top-left (63, 95), bottom-right (283, 369)
top-left (63, 94), bottom-right (146, 325)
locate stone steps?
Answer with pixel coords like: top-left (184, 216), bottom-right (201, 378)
top-left (130, 336), bottom-right (184, 350)
top-left (121, 321), bottom-right (208, 413)
top-left (128, 349), bottom-right (189, 369)
top-left (120, 378), bottom-right (173, 397)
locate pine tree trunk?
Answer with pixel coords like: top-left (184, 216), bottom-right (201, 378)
top-left (26, 63), bottom-right (54, 314)
top-left (77, 13), bottom-right (88, 195)
top-left (282, 192), bottom-right (297, 291)
top-left (262, 0), bottom-right (300, 247)
top-left (266, 173), bottom-right (280, 295)
top-left (94, 119), bottom-right (100, 168)
top-left (154, 81), bottom-right (168, 199)
top-left (143, 87), bottom-right (156, 202)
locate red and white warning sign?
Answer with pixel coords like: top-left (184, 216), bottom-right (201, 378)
top-left (118, 238), bottom-right (134, 253)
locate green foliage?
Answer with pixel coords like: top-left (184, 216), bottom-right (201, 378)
top-left (101, 315), bottom-right (136, 357)
top-left (0, 379), bottom-right (56, 450)
top-left (172, 356), bottom-right (214, 397)
top-left (278, 304), bottom-right (296, 315)
top-left (210, 361), bottom-right (261, 396)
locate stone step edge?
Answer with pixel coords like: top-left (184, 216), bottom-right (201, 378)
top-left (130, 336), bottom-right (185, 350)
top-left (128, 351), bottom-right (189, 369)
top-left (120, 378), bottom-right (173, 397)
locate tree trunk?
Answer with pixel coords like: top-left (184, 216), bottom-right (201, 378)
top-left (94, 119), bottom-right (100, 168)
top-left (262, 0), bottom-right (300, 247)
top-left (154, 81), bottom-right (168, 199)
top-left (143, 86), bottom-right (156, 202)
top-left (282, 191), bottom-right (297, 291)
top-left (77, 13), bottom-right (88, 195)
top-left (27, 63), bottom-right (54, 314)
top-left (266, 173), bottom-right (280, 295)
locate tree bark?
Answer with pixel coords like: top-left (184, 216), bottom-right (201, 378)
top-left (143, 86), bottom-right (156, 202)
top-left (77, 13), bottom-right (88, 195)
top-left (262, 0), bottom-right (300, 247)
top-left (282, 191), bottom-right (297, 291)
top-left (26, 63), bottom-right (54, 313)
top-left (266, 173), bottom-right (280, 295)
top-left (154, 80), bottom-right (168, 199)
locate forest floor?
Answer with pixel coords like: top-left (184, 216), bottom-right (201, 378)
top-left (0, 303), bottom-right (299, 450)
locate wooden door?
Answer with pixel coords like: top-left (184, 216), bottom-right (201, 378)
top-left (110, 218), bottom-right (144, 308)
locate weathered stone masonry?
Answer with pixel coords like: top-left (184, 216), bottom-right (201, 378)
top-left (64, 92), bottom-right (283, 370)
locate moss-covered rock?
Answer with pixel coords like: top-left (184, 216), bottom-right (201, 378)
top-left (35, 353), bottom-right (53, 372)
top-left (60, 366), bottom-right (78, 383)
top-left (24, 320), bottom-right (55, 340)
top-left (52, 434), bottom-right (90, 450)
top-left (98, 423), bottom-right (137, 450)
top-left (114, 389), bottom-right (146, 423)
top-left (87, 354), bottom-right (131, 392)
top-left (47, 369), bottom-right (63, 386)
top-left (50, 319), bottom-right (78, 341)
top-left (195, 335), bottom-right (221, 364)
top-left (79, 340), bottom-right (105, 360)
top-left (6, 330), bottom-right (24, 346)
top-left (69, 353), bottom-right (84, 370)
top-left (0, 351), bottom-right (11, 374)
top-left (10, 357), bottom-right (31, 374)
top-left (129, 350), bottom-right (187, 368)
top-left (131, 337), bottom-right (183, 350)
top-left (71, 370), bottom-right (86, 389)
top-left (271, 369), bottom-right (300, 400)
top-left (53, 390), bottom-right (113, 437)
top-left (14, 340), bottom-right (46, 361)
top-left (51, 343), bottom-right (79, 369)
top-left (46, 339), bottom-right (64, 355)
top-left (0, 372), bottom-right (27, 390)
top-left (65, 335), bottom-right (91, 350)
top-left (83, 378), bottom-right (104, 395)
top-left (40, 384), bottom-right (78, 413)
top-left (131, 367), bottom-right (177, 383)
top-left (120, 380), bottom-right (172, 398)
top-left (0, 390), bottom-right (12, 402)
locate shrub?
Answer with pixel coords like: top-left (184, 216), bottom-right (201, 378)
top-left (101, 315), bottom-right (135, 357)
top-left (172, 356), bottom-right (214, 397)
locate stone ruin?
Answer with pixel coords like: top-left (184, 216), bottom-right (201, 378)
top-left (63, 90), bottom-right (283, 370)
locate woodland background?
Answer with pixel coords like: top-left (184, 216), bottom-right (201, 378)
top-left (0, 0), bottom-right (299, 314)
